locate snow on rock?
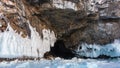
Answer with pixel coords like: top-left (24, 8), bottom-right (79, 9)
top-left (75, 39), bottom-right (120, 58)
top-left (0, 21), bottom-right (56, 58)
top-left (52, 0), bottom-right (78, 10)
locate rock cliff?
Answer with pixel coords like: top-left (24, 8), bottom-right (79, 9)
top-left (0, 0), bottom-right (120, 58)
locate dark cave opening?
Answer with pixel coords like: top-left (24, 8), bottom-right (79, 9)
top-left (50, 40), bottom-right (75, 59)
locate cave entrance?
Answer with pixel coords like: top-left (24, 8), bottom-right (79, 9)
top-left (50, 40), bottom-right (75, 59)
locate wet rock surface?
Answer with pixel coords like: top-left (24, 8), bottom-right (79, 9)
top-left (0, 0), bottom-right (120, 58)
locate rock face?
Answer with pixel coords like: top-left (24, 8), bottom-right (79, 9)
top-left (0, 0), bottom-right (120, 58)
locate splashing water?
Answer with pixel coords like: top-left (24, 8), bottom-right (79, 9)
top-left (0, 22), bottom-right (56, 58)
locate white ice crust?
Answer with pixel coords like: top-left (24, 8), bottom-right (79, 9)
top-left (76, 39), bottom-right (120, 57)
top-left (0, 22), bottom-right (56, 58)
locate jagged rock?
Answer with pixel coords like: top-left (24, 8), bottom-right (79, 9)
top-left (99, 1), bottom-right (120, 17)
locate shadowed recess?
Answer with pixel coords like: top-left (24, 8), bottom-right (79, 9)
top-left (50, 40), bottom-right (75, 59)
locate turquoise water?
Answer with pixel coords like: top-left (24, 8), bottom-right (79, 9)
top-left (0, 58), bottom-right (120, 68)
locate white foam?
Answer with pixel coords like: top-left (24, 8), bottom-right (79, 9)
top-left (0, 21), bottom-right (56, 58)
top-left (75, 39), bottom-right (120, 57)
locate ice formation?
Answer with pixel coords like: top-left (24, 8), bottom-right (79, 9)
top-left (0, 21), bottom-right (56, 58)
top-left (0, 58), bottom-right (120, 68)
top-left (75, 39), bottom-right (120, 58)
